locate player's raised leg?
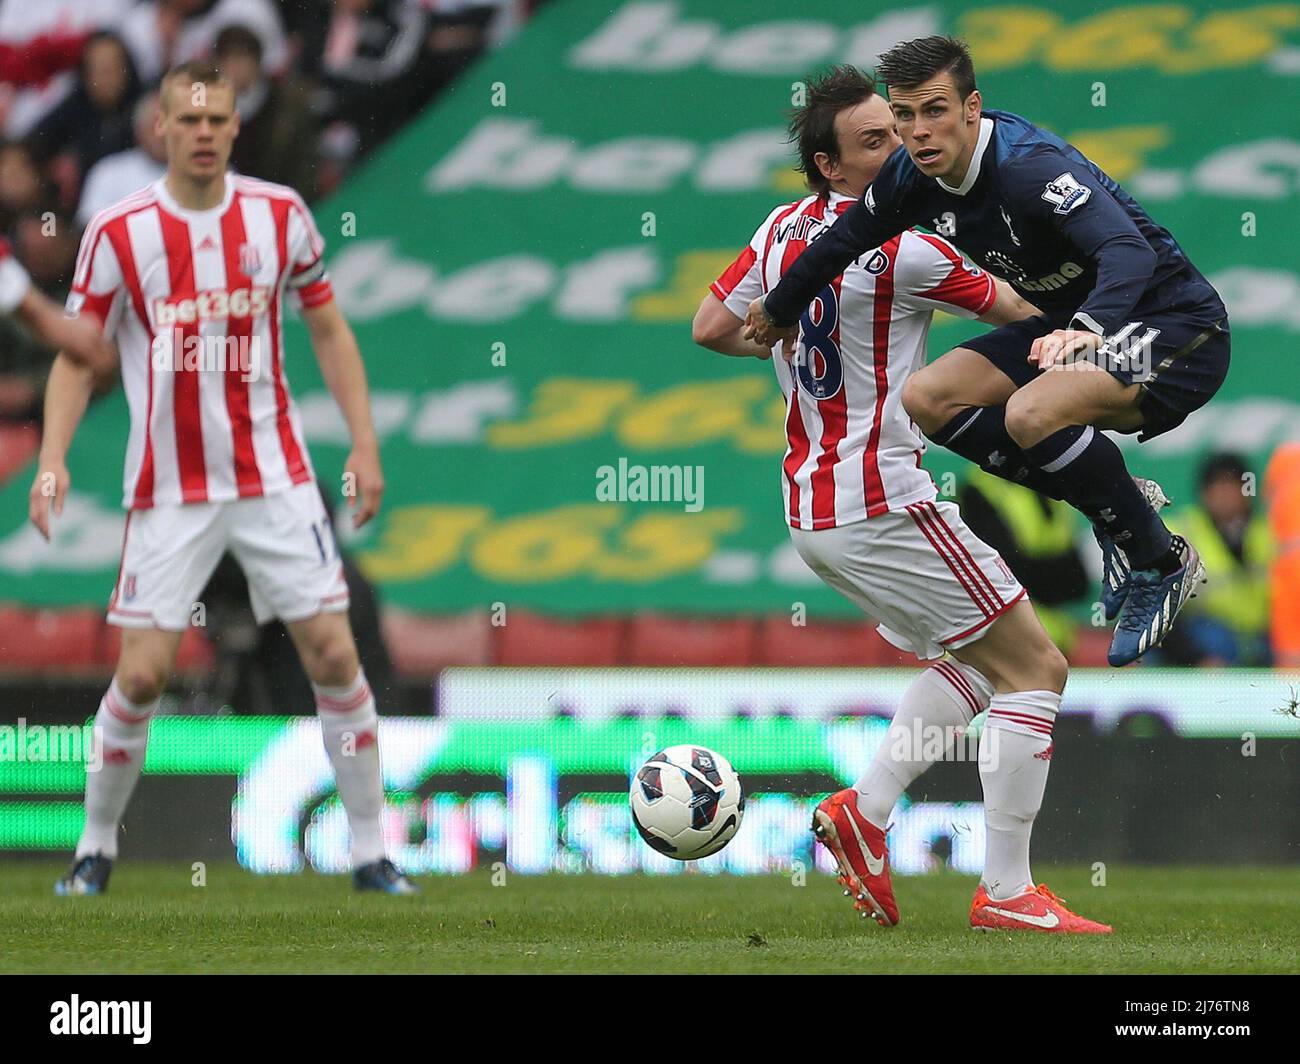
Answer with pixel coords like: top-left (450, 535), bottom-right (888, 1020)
top-left (56, 628), bottom-right (182, 895)
top-left (1000, 362), bottom-right (1206, 665)
top-left (286, 609), bottom-right (416, 895)
top-left (907, 336), bottom-right (1206, 665)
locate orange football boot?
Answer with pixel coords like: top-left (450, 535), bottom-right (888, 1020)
top-left (970, 883), bottom-right (1112, 934)
top-left (811, 789), bottom-right (899, 927)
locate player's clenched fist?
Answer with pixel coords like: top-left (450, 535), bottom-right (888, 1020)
top-left (1029, 328), bottom-right (1102, 369)
top-left (744, 297), bottom-right (801, 361)
top-left (344, 446), bottom-right (385, 529)
top-left (28, 459), bottom-right (70, 542)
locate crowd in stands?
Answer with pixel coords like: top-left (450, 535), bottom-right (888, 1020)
top-left (0, 0), bottom-right (537, 421)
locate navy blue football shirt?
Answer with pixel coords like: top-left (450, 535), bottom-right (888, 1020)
top-left (763, 109), bottom-right (1223, 337)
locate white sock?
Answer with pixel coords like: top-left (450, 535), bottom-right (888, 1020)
top-left (77, 679), bottom-right (159, 860)
top-left (313, 671), bottom-right (387, 867)
top-left (979, 690), bottom-right (1060, 901)
top-left (854, 660), bottom-right (993, 828)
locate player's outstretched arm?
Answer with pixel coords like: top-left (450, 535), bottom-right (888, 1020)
top-left (979, 278), bottom-right (1042, 326)
top-left (29, 353), bottom-right (96, 541)
top-left (15, 287), bottom-right (117, 381)
top-left (303, 299), bottom-right (384, 529)
top-left (692, 294), bottom-right (773, 359)
top-left (2, 236), bottom-right (115, 380)
top-left (759, 199), bottom-right (895, 331)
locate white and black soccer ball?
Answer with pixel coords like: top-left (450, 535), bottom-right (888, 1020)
top-left (629, 745), bottom-right (744, 860)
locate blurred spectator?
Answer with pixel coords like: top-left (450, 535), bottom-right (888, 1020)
top-left (1162, 453), bottom-right (1274, 666)
top-left (30, 32), bottom-right (140, 207)
top-left (0, 0), bottom-right (132, 138)
top-left (0, 140), bottom-right (52, 232)
top-left (76, 93), bottom-right (168, 227)
top-left (120, 0), bottom-right (288, 85)
top-left (421, 0), bottom-right (525, 94)
top-left (11, 211), bottom-right (78, 292)
top-left (310, 0), bottom-right (432, 155)
top-left (956, 468), bottom-right (1089, 654)
top-left (214, 25), bottom-right (317, 196)
top-left (1264, 443), bottom-right (1300, 668)
top-left (0, 211), bottom-right (80, 421)
top-left (0, 284), bottom-right (43, 418)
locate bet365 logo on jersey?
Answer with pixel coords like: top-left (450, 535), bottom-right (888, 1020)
top-left (151, 286), bottom-right (270, 327)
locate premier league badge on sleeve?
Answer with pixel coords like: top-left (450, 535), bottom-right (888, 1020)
top-left (1041, 172), bottom-right (1091, 214)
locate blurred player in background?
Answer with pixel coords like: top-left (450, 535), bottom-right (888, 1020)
top-left (747, 37), bottom-right (1230, 669)
top-left (29, 61), bottom-right (415, 896)
top-left (694, 67), bottom-right (1109, 933)
top-left (0, 236), bottom-right (114, 372)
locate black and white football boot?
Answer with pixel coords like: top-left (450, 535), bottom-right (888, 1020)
top-left (54, 853), bottom-right (113, 896)
top-left (1108, 535), bottom-right (1208, 666)
top-left (353, 858), bottom-right (419, 895)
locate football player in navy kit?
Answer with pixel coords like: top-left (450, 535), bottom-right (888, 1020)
top-left (745, 36), bottom-right (1229, 667)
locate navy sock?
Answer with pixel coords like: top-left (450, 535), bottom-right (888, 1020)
top-left (1021, 425), bottom-right (1174, 569)
top-left (930, 406), bottom-right (1065, 499)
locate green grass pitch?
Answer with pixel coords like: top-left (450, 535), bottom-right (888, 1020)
top-left (3, 863), bottom-right (1297, 974)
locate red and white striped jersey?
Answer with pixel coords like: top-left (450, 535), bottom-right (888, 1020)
top-left (711, 190), bottom-right (996, 530)
top-left (67, 175), bottom-right (334, 510)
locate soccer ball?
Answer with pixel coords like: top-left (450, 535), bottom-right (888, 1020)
top-left (629, 745), bottom-right (744, 860)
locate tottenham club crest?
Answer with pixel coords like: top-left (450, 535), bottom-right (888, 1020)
top-left (1041, 172), bottom-right (1091, 214)
top-left (238, 242), bottom-right (263, 278)
top-left (1000, 206), bottom-right (1021, 246)
top-left (934, 211), bottom-right (957, 238)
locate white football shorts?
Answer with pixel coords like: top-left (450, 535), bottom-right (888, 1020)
top-left (789, 497), bottom-right (1027, 660)
top-left (107, 481), bottom-right (350, 630)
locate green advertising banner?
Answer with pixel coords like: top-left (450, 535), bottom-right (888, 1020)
top-left (3, 669), bottom-right (1295, 869)
top-left (3, 0), bottom-right (1298, 616)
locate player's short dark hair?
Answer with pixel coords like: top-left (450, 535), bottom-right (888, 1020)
top-left (789, 65), bottom-right (879, 195)
top-left (876, 35), bottom-right (977, 99)
top-left (159, 60), bottom-right (230, 112)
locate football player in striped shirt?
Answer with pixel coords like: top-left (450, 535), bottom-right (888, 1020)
top-left (31, 61), bottom-right (415, 896)
top-left (695, 66), bottom-right (1109, 933)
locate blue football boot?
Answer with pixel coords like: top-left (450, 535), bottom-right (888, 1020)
top-left (1108, 535), bottom-right (1207, 666)
top-left (1094, 476), bottom-right (1171, 621)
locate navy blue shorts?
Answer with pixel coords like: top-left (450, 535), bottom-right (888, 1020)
top-left (959, 311), bottom-right (1231, 441)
